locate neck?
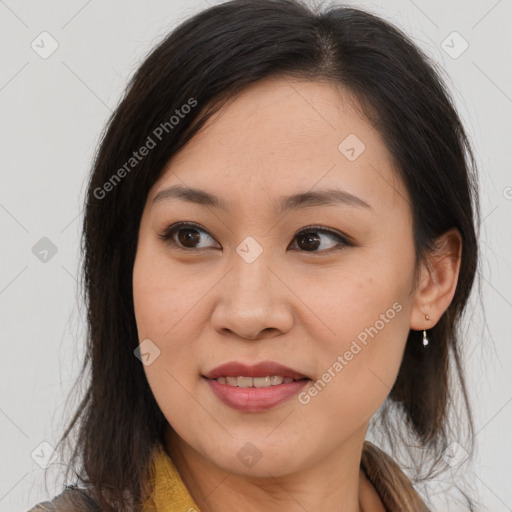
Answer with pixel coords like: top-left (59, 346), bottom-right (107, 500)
top-left (164, 425), bottom-right (380, 512)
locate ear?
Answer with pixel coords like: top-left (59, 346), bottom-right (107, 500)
top-left (410, 228), bottom-right (462, 331)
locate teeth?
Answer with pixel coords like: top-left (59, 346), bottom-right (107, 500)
top-left (253, 376), bottom-right (271, 388)
top-left (215, 375), bottom-right (302, 388)
top-left (237, 376), bottom-right (253, 388)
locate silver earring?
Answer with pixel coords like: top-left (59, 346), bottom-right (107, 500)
top-left (423, 314), bottom-right (430, 347)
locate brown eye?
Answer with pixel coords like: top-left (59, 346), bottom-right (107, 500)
top-left (290, 226), bottom-right (351, 253)
top-left (176, 227), bottom-right (201, 248)
top-left (159, 223), bottom-right (220, 251)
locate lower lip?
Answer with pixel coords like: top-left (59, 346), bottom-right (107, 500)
top-left (204, 377), bottom-right (309, 412)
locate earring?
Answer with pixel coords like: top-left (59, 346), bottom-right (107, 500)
top-left (422, 314), bottom-right (430, 347)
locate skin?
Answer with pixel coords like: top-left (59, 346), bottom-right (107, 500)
top-left (133, 76), bottom-right (461, 512)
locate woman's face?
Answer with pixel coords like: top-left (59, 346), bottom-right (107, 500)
top-left (133, 76), bottom-right (418, 476)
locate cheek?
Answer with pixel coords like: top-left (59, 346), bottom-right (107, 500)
top-left (296, 250), bottom-right (414, 424)
top-left (298, 290), bottom-right (410, 436)
top-left (132, 239), bottom-right (200, 342)
top-left (304, 258), bottom-right (411, 352)
top-left (133, 249), bottom-right (208, 432)
top-left (133, 245), bottom-right (192, 382)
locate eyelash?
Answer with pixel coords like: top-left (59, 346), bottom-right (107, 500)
top-left (158, 222), bottom-right (353, 254)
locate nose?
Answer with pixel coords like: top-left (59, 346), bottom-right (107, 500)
top-left (210, 248), bottom-right (294, 341)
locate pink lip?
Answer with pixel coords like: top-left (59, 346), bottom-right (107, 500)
top-left (203, 361), bottom-right (310, 412)
top-left (203, 361), bottom-right (308, 380)
top-left (205, 378), bottom-right (309, 412)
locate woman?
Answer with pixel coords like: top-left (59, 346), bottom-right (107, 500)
top-left (28, 0), bottom-right (479, 510)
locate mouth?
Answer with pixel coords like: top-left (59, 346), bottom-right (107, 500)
top-left (203, 360), bottom-right (309, 380)
top-left (212, 375), bottom-right (307, 387)
top-left (202, 361), bottom-right (311, 412)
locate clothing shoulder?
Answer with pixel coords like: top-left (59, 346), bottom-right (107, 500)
top-left (26, 487), bottom-right (101, 512)
top-left (361, 441), bottom-right (431, 512)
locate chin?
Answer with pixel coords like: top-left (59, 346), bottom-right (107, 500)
top-left (201, 438), bottom-right (310, 478)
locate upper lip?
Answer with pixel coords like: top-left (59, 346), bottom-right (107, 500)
top-left (203, 361), bottom-right (309, 380)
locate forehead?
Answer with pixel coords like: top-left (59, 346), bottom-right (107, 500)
top-left (149, 76), bottom-right (408, 215)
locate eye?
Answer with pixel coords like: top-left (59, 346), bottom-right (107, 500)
top-left (158, 222), bottom-right (352, 253)
top-left (158, 222), bottom-right (220, 251)
top-left (288, 225), bottom-right (352, 253)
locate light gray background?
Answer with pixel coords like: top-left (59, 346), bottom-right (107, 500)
top-left (1, 0), bottom-right (511, 511)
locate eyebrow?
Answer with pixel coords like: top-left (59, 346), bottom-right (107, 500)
top-left (152, 184), bottom-right (372, 214)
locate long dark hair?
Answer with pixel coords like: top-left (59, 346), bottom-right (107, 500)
top-left (50, 0), bottom-right (479, 510)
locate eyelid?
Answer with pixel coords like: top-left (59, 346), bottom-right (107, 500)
top-left (293, 225), bottom-right (354, 246)
top-left (159, 221), bottom-right (205, 239)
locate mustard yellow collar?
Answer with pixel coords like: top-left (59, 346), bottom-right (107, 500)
top-left (143, 443), bottom-right (201, 512)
